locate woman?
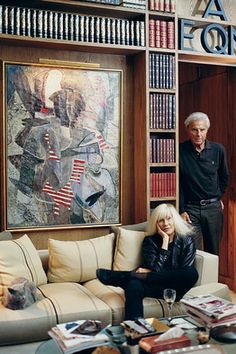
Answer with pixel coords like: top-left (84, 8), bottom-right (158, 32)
top-left (96, 203), bottom-right (199, 320)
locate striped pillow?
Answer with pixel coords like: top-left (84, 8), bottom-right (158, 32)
top-left (47, 233), bottom-right (115, 283)
top-left (0, 234), bottom-right (47, 300)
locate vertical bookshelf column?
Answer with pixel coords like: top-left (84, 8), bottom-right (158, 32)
top-left (147, 0), bottom-right (177, 214)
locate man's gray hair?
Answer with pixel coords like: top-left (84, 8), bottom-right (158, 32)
top-left (184, 112), bottom-right (210, 129)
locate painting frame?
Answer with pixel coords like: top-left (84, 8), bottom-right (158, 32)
top-left (1, 60), bottom-right (123, 231)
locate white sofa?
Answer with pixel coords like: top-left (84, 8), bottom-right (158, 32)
top-left (0, 227), bottom-right (230, 345)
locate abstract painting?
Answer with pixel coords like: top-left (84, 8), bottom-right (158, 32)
top-left (3, 61), bottom-right (122, 230)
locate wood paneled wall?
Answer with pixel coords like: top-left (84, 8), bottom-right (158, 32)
top-left (179, 62), bottom-right (236, 291)
top-left (0, 43), bottom-right (136, 249)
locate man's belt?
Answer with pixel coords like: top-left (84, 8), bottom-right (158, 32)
top-left (186, 198), bottom-right (219, 206)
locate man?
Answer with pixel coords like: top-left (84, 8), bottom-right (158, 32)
top-left (179, 112), bottom-right (229, 255)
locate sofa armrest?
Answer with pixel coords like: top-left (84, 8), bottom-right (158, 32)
top-left (194, 250), bottom-right (219, 286)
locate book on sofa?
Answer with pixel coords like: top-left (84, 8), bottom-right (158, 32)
top-left (48, 320), bottom-right (110, 354)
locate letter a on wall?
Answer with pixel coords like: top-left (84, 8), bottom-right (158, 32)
top-left (203, 0), bottom-right (228, 21)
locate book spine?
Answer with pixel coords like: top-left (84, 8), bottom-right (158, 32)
top-left (37, 9), bottom-right (43, 38)
top-left (100, 17), bottom-right (106, 43)
top-left (170, 0), bottom-right (176, 13)
top-left (155, 20), bottom-right (160, 48)
top-left (160, 20), bottom-right (167, 48)
top-left (58, 12), bottom-right (63, 40)
top-left (48, 11), bottom-right (53, 39)
top-left (149, 19), bottom-right (155, 48)
top-left (80, 15), bottom-right (85, 42)
top-left (165, 0), bottom-right (170, 12)
top-left (154, 0), bottom-right (159, 11)
top-left (15, 7), bottom-right (21, 35)
top-left (149, 0), bottom-right (155, 10)
top-left (30, 9), bottom-right (36, 38)
top-left (84, 16), bottom-right (90, 42)
top-left (130, 20), bottom-right (134, 46)
top-left (159, 0), bottom-right (164, 11)
top-left (43, 10), bottom-right (48, 39)
top-left (167, 20), bottom-right (175, 49)
top-left (53, 12), bottom-right (58, 39)
top-left (116, 19), bottom-right (121, 45)
top-left (89, 16), bottom-right (95, 43)
top-left (8, 6), bottom-right (15, 35)
top-left (74, 14), bottom-right (79, 41)
top-left (3, 6), bottom-right (9, 34)
top-left (63, 12), bottom-right (69, 40)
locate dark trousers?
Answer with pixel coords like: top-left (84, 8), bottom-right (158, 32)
top-left (124, 266), bottom-right (198, 320)
top-left (185, 200), bottom-right (224, 255)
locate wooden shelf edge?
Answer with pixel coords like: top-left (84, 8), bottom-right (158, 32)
top-left (0, 34), bottom-right (146, 55)
top-left (39, 0), bottom-right (146, 18)
top-left (150, 197), bottom-right (177, 201)
top-left (178, 51), bottom-right (236, 66)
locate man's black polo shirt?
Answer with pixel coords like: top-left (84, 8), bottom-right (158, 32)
top-left (179, 140), bottom-right (229, 214)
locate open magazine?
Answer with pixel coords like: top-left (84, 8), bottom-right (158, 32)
top-left (181, 295), bottom-right (236, 320)
top-left (48, 320), bottom-right (110, 354)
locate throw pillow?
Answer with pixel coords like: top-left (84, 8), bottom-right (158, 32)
top-left (47, 233), bottom-right (115, 283)
top-left (113, 227), bottom-right (146, 271)
top-left (0, 234), bottom-right (47, 300)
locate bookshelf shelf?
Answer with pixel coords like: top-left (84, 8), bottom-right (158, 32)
top-left (0, 34), bottom-right (146, 55)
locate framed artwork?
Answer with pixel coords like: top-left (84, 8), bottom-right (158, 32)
top-left (2, 61), bottom-right (122, 230)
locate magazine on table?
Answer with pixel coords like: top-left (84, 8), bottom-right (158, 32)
top-left (181, 294), bottom-right (236, 320)
top-left (48, 320), bottom-right (110, 354)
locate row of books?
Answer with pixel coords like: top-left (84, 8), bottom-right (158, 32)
top-left (0, 5), bottom-right (145, 46)
top-left (82, 0), bottom-right (146, 9)
top-left (149, 93), bottom-right (176, 129)
top-left (150, 137), bottom-right (175, 163)
top-left (120, 0), bottom-right (146, 10)
top-left (150, 172), bottom-right (176, 197)
top-left (82, 0), bottom-right (121, 4)
top-left (149, 19), bottom-right (175, 49)
top-left (149, 53), bottom-right (176, 89)
top-left (181, 294), bottom-right (236, 329)
top-left (149, 0), bottom-right (176, 12)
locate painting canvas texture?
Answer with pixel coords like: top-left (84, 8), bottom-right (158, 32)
top-left (5, 62), bottom-right (121, 229)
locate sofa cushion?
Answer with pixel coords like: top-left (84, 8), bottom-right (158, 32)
top-left (39, 282), bottom-right (112, 325)
top-left (0, 290), bottom-right (57, 345)
top-left (48, 233), bottom-right (115, 283)
top-left (0, 234), bottom-right (47, 300)
top-left (113, 228), bottom-right (146, 271)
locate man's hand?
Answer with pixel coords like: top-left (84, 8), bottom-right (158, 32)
top-left (181, 212), bottom-right (192, 224)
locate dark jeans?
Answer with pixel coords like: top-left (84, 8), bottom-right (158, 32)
top-left (185, 200), bottom-right (224, 255)
top-left (124, 266), bottom-right (198, 320)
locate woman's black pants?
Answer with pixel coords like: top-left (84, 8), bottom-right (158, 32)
top-left (124, 266), bottom-right (199, 320)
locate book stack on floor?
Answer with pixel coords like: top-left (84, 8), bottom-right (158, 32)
top-left (48, 320), bottom-right (110, 354)
top-left (181, 294), bottom-right (236, 329)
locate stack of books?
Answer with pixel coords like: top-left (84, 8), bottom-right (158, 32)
top-left (181, 294), bottom-right (236, 328)
top-left (48, 320), bottom-right (110, 354)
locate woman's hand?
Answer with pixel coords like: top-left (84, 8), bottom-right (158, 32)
top-left (157, 224), bottom-right (169, 250)
top-left (135, 267), bottom-right (151, 273)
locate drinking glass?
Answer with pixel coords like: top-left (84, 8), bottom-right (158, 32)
top-left (163, 288), bottom-right (176, 325)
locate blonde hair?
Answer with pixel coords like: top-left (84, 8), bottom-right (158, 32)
top-left (146, 203), bottom-right (193, 237)
top-left (184, 112), bottom-right (210, 129)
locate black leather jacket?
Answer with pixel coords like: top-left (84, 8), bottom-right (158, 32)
top-left (141, 233), bottom-right (196, 273)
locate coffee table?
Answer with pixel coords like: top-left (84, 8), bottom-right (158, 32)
top-left (36, 337), bottom-right (236, 354)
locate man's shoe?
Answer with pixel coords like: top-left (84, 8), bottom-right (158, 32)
top-left (96, 268), bottom-right (130, 287)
